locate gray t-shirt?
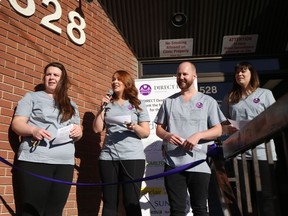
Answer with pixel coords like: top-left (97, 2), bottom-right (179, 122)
top-left (15, 91), bottom-right (81, 165)
top-left (154, 92), bottom-right (225, 173)
top-left (100, 100), bottom-right (150, 160)
top-left (221, 87), bottom-right (277, 160)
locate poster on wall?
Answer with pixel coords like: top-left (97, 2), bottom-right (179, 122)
top-left (136, 77), bottom-right (196, 216)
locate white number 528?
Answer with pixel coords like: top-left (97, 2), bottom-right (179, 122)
top-left (9, 0), bottom-right (86, 45)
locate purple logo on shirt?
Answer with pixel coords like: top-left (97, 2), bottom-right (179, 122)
top-left (128, 104), bottom-right (134, 110)
top-left (253, 98), bottom-right (260, 103)
top-left (196, 102), bottom-right (203, 108)
top-left (139, 84), bottom-right (152, 96)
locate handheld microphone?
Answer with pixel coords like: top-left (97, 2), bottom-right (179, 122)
top-left (101, 89), bottom-right (114, 110)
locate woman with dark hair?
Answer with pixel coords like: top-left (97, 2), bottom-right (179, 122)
top-left (227, 62), bottom-right (260, 104)
top-left (221, 62), bottom-right (279, 216)
top-left (11, 62), bottom-right (82, 216)
top-left (93, 70), bottom-right (150, 216)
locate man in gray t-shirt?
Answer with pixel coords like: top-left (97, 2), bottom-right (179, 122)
top-left (154, 62), bottom-right (225, 216)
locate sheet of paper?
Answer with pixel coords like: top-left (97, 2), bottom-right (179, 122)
top-left (105, 115), bottom-right (131, 125)
top-left (52, 124), bottom-right (73, 144)
top-left (228, 119), bottom-right (250, 130)
top-left (180, 137), bottom-right (205, 153)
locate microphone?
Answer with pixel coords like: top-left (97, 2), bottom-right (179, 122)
top-left (101, 89), bottom-right (114, 110)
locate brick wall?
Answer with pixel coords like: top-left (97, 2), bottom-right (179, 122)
top-left (0, 0), bottom-right (137, 215)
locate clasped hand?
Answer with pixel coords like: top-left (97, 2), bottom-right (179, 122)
top-left (32, 124), bottom-right (82, 142)
top-left (32, 127), bottom-right (51, 142)
top-left (69, 124), bottom-right (82, 140)
top-left (166, 133), bottom-right (201, 151)
top-left (125, 121), bottom-right (136, 130)
top-left (222, 124), bottom-right (238, 135)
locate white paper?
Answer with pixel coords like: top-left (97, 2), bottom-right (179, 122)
top-left (180, 137), bottom-right (204, 153)
top-left (52, 124), bottom-right (73, 144)
top-left (228, 119), bottom-right (250, 130)
top-left (105, 115), bottom-right (131, 125)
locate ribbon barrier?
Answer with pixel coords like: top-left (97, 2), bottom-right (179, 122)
top-left (0, 144), bottom-right (220, 187)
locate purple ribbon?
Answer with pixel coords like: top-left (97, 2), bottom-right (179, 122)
top-left (0, 144), bottom-right (219, 186)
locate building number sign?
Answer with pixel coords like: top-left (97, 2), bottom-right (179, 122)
top-left (9, 0), bottom-right (86, 45)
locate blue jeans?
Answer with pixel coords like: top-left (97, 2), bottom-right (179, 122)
top-left (164, 164), bottom-right (210, 216)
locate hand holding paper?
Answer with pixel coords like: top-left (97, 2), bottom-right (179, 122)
top-left (52, 124), bottom-right (73, 144)
top-left (228, 119), bottom-right (250, 130)
top-left (180, 137), bottom-right (205, 154)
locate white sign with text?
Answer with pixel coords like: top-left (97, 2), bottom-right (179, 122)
top-left (221, 34), bottom-right (258, 54)
top-left (159, 38), bottom-right (193, 57)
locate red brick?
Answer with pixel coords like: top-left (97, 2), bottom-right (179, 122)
top-left (0, 0), bottom-right (137, 215)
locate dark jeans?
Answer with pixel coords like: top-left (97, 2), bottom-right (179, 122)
top-left (15, 161), bottom-right (73, 216)
top-left (164, 164), bottom-right (210, 216)
top-left (99, 160), bottom-right (145, 216)
top-left (208, 173), bottom-right (224, 216)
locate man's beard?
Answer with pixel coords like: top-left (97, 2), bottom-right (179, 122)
top-left (177, 80), bottom-right (193, 90)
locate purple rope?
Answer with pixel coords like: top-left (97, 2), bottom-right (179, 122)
top-left (0, 144), bottom-right (219, 186)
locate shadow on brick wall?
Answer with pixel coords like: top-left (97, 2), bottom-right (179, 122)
top-left (8, 108), bottom-right (20, 216)
top-left (75, 111), bottom-right (103, 215)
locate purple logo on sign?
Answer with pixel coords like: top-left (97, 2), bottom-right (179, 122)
top-left (139, 84), bottom-right (152, 96)
top-left (253, 98), bottom-right (260, 103)
top-left (196, 102), bottom-right (203, 108)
